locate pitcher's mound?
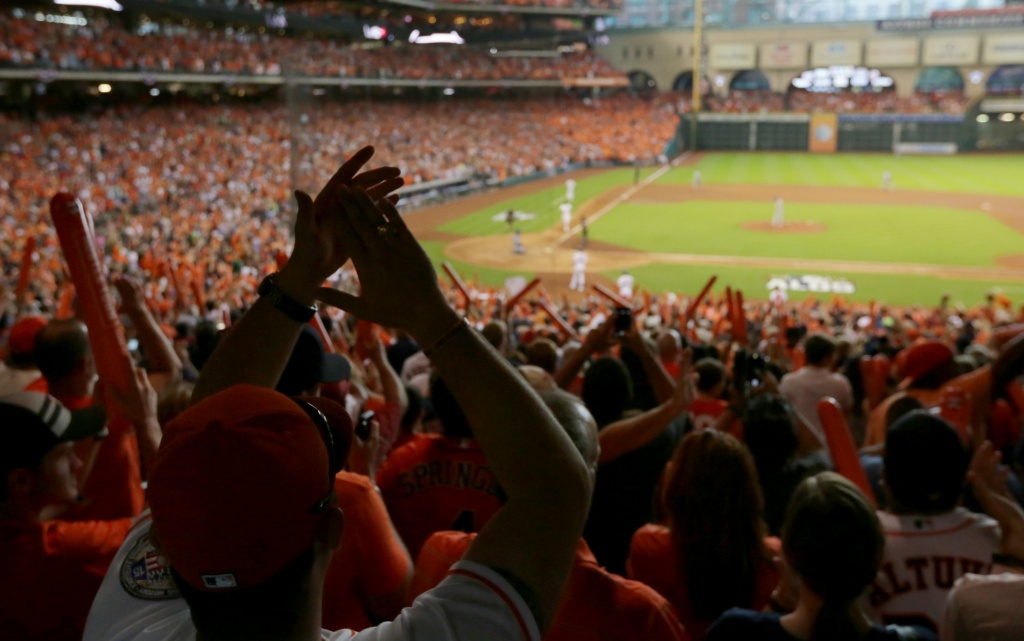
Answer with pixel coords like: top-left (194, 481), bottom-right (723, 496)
top-left (742, 221), bottom-right (827, 234)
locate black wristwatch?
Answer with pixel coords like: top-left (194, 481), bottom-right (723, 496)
top-left (257, 273), bottom-right (317, 322)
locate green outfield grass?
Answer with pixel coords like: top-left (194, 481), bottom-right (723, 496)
top-left (608, 264), bottom-right (1024, 308)
top-left (590, 201), bottom-right (1023, 267)
top-left (426, 153), bottom-right (1024, 305)
top-left (658, 153), bottom-right (1024, 196)
top-left (438, 167), bottom-right (657, 237)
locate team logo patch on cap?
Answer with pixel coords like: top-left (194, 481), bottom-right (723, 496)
top-left (201, 574), bottom-right (238, 589)
top-left (119, 532), bottom-right (180, 600)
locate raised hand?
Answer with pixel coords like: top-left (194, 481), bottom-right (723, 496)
top-left (279, 146), bottom-right (403, 302)
top-left (314, 187), bottom-right (455, 346)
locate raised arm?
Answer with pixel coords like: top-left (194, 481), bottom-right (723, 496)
top-left (114, 276), bottom-right (182, 388)
top-left (191, 147), bottom-right (403, 405)
top-left (623, 324), bottom-right (675, 404)
top-left (316, 189), bottom-right (591, 632)
top-left (554, 320), bottom-right (613, 389)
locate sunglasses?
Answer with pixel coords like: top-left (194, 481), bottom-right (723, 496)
top-left (292, 399), bottom-right (342, 514)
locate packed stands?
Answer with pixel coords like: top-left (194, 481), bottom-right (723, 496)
top-left (0, 11), bottom-right (622, 81)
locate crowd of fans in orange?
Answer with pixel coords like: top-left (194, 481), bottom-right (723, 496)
top-left (0, 12), bottom-right (622, 80)
top-left (0, 93), bottom-right (678, 314)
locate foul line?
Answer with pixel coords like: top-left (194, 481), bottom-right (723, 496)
top-left (554, 152), bottom-right (689, 247)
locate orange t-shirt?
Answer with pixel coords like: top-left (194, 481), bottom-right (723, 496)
top-left (863, 366), bottom-right (992, 448)
top-left (60, 395), bottom-right (144, 522)
top-left (627, 524), bottom-right (779, 641)
top-left (0, 517), bottom-right (132, 641)
top-left (689, 397), bottom-right (728, 432)
top-left (413, 531), bottom-right (689, 641)
top-left (376, 434), bottom-right (503, 558)
top-left (322, 471), bottom-right (411, 631)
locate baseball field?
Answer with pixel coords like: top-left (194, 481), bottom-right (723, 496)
top-left (405, 152), bottom-right (1024, 307)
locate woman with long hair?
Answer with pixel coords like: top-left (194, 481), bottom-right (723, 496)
top-left (705, 472), bottom-right (935, 641)
top-left (627, 430), bottom-right (779, 641)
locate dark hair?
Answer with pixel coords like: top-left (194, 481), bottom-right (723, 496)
top-left (695, 358), bottom-right (726, 393)
top-left (173, 549), bottom-right (314, 639)
top-left (34, 320), bottom-right (90, 383)
top-left (481, 321), bottom-right (507, 351)
top-left (782, 472), bottom-right (884, 641)
top-left (804, 335), bottom-right (836, 366)
top-left (883, 395), bottom-right (924, 430)
top-left (429, 373), bottom-right (473, 439)
top-left (581, 357), bottom-right (633, 428)
top-left (525, 338), bottom-right (559, 374)
top-left (662, 430), bottom-right (769, 622)
top-left (884, 410), bottom-right (967, 514)
top-left (400, 385), bottom-right (423, 431)
top-left (743, 395), bottom-right (798, 474)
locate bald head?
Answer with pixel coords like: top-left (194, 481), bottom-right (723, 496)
top-left (34, 320), bottom-right (92, 384)
top-left (539, 390), bottom-right (599, 475)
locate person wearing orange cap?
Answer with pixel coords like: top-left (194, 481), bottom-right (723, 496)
top-left (0, 315), bottom-right (48, 395)
top-left (85, 147), bottom-right (590, 641)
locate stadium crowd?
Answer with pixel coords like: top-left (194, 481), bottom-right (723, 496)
top-left (3, 129), bottom-right (1024, 641)
top-left (0, 12), bottom-right (622, 80)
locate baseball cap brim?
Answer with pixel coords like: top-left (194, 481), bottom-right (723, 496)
top-left (63, 405), bottom-right (109, 441)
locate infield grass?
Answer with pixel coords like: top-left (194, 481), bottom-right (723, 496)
top-left (590, 201), bottom-right (1023, 267)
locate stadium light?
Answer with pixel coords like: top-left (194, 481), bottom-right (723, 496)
top-left (999, 113), bottom-right (1015, 122)
top-left (55, 0), bottom-right (124, 11)
top-left (976, 114), bottom-right (990, 123)
top-left (149, 88), bottom-right (160, 96)
top-left (409, 30), bottom-right (464, 45)
top-left (97, 83), bottom-right (112, 94)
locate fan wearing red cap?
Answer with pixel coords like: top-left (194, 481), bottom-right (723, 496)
top-left (84, 148), bottom-right (590, 641)
top-left (0, 315), bottom-right (48, 395)
top-left (864, 334), bottom-right (1024, 449)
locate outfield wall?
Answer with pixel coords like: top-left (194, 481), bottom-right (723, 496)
top-left (679, 112), bottom-right (983, 152)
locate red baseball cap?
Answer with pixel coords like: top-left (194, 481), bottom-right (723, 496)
top-left (897, 341), bottom-right (954, 384)
top-left (7, 316), bottom-right (48, 358)
top-left (148, 385), bottom-right (351, 591)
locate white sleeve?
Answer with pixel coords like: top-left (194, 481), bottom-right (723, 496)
top-left (83, 511), bottom-right (195, 641)
top-left (343, 560), bottom-right (541, 641)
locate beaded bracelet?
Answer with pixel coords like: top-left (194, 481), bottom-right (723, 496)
top-left (423, 317), bottom-right (469, 358)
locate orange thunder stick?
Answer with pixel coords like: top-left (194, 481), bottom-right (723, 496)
top-left (504, 277), bottom-right (541, 315)
top-left (50, 193), bottom-right (132, 393)
top-left (684, 274), bottom-right (717, 322)
top-left (733, 289), bottom-right (748, 344)
top-left (14, 236), bottom-right (36, 304)
top-left (818, 397), bottom-right (877, 507)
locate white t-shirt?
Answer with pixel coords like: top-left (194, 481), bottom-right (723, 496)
top-left (942, 569), bottom-right (1024, 641)
top-left (777, 365), bottom-right (853, 449)
top-left (617, 274), bottom-right (635, 300)
top-left (564, 179), bottom-right (576, 199)
top-left (85, 513), bottom-right (540, 641)
top-left (869, 508), bottom-right (1000, 631)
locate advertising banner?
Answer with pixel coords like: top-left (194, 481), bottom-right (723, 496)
top-left (809, 113), bottom-right (838, 153)
top-left (811, 40), bottom-right (862, 67)
top-left (983, 33), bottom-right (1024, 65)
top-left (759, 43), bottom-right (808, 70)
top-left (865, 38), bottom-right (920, 67)
top-left (922, 36), bottom-right (980, 65)
top-left (709, 43), bottom-right (757, 70)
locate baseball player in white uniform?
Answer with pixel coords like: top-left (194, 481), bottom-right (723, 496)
top-left (564, 178), bottom-right (576, 203)
top-left (617, 270), bottom-right (635, 301)
top-left (692, 170), bottom-right (701, 189)
top-left (569, 250), bottom-right (587, 292)
top-left (560, 202), bottom-right (573, 233)
top-left (772, 197), bottom-right (785, 228)
top-left (882, 170), bottom-right (893, 190)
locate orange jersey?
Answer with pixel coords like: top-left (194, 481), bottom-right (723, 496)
top-left (413, 531), bottom-right (688, 641)
top-left (689, 398), bottom-right (728, 432)
top-left (376, 434), bottom-right (503, 557)
top-left (627, 524), bottom-right (779, 641)
top-left (322, 471), bottom-right (411, 631)
top-left (0, 517), bottom-right (132, 641)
